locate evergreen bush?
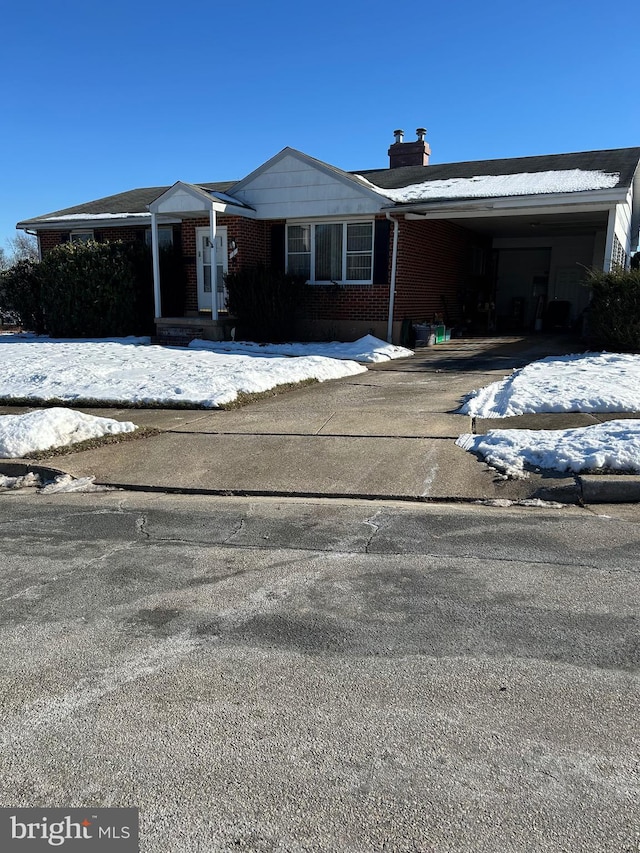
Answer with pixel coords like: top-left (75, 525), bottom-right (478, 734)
top-left (38, 240), bottom-right (143, 337)
top-left (0, 238), bottom-right (186, 337)
top-left (0, 259), bottom-right (45, 333)
top-left (225, 264), bottom-right (308, 342)
top-left (587, 267), bottom-right (640, 351)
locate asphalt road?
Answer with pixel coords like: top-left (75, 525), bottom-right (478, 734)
top-left (1, 492), bottom-right (639, 852)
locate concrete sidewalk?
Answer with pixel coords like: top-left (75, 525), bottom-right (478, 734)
top-left (3, 335), bottom-right (640, 504)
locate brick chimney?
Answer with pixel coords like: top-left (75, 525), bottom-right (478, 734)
top-left (388, 127), bottom-right (431, 168)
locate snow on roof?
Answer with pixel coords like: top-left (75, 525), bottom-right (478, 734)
top-left (357, 169), bottom-right (621, 204)
top-left (40, 212), bottom-right (151, 221)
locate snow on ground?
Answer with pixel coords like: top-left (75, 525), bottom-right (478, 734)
top-left (0, 471), bottom-right (111, 492)
top-left (0, 408), bottom-right (137, 458)
top-left (189, 334), bottom-right (413, 363)
top-left (457, 420), bottom-right (640, 479)
top-left (459, 352), bottom-right (640, 418)
top-left (0, 336), bottom-right (368, 408)
top-left (457, 351), bottom-right (640, 478)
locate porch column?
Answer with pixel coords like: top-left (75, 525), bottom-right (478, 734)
top-left (151, 211), bottom-right (162, 318)
top-left (209, 206), bottom-right (218, 321)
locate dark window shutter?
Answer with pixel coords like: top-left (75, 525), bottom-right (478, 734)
top-left (271, 223), bottom-right (286, 273)
top-left (93, 231), bottom-right (103, 242)
top-left (59, 232), bottom-right (70, 243)
top-left (373, 219), bottom-right (391, 284)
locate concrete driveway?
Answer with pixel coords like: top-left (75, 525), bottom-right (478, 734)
top-left (5, 334), bottom-right (618, 504)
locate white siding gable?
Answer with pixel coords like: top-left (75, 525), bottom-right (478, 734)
top-left (232, 153), bottom-right (385, 219)
top-left (152, 187), bottom-right (209, 214)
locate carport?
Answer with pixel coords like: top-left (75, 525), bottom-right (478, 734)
top-left (402, 204), bottom-right (616, 334)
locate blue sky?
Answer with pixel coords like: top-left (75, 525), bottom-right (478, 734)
top-left (2, 0), bottom-right (639, 249)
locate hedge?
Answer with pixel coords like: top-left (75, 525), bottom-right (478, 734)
top-left (587, 267), bottom-right (640, 351)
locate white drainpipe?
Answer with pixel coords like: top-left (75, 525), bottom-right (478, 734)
top-left (386, 212), bottom-right (399, 343)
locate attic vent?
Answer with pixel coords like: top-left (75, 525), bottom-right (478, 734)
top-left (388, 128), bottom-right (431, 169)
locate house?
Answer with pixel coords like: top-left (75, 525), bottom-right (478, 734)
top-left (17, 130), bottom-right (640, 343)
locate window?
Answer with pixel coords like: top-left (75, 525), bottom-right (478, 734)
top-left (145, 227), bottom-right (174, 249)
top-left (286, 221), bottom-right (374, 283)
top-left (70, 231), bottom-right (94, 244)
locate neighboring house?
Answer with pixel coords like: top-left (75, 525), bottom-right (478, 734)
top-left (17, 130), bottom-right (640, 343)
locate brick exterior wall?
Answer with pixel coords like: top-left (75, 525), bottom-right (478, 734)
top-left (38, 226), bottom-right (148, 255)
top-left (295, 217), bottom-right (490, 337)
top-left (394, 219), bottom-right (491, 326)
top-left (180, 216), bottom-right (273, 314)
top-left (36, 215), bottom-right (491, 341)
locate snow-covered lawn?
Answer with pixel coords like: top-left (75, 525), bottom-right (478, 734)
top-left (0, 408), bottom-right (137, 458)
top-left (0, 334), bottom-right (409, 461)
top-left (457, 420), bottom-right (640, 479)
top-left (189, 333), bottom-right (413, 363)
top-left (459, 352), bottom-right (640, 418)
top-left (0, 334), bottom-right (394, 408)
top-left (457, 352), bottom-right (640, 478)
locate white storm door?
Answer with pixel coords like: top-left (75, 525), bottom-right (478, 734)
top-left (196, 226), bottom-right (228, 312)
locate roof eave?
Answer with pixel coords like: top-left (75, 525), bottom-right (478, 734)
top-left (384, 186), bottom-right (630, 216)
top-left (16, 214), bottom-right (160, 231)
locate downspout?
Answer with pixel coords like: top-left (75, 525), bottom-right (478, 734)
top-left (385, 212), bottom-right (399, 343)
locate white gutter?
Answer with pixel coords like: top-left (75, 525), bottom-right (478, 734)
top-left (382, 187), bottom-right (629, 218)
top-left (385, 212), bottom-right (399, 343)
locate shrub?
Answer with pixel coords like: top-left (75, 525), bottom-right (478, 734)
top-left (225, 264), bottom-right (308, 342)
top-left (0, 259), bottom-right (45, 333)
top-left (587, 267), bottom-right (640, 351)
top-left (37, 240), bottom-right (145, 337)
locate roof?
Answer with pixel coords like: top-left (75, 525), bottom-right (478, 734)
top-left (356, 148), bottom-right (640, 190)
top-left (17, 147), bottom-right (640, 228)
top-left (17, 181), bottom-right (236, 227)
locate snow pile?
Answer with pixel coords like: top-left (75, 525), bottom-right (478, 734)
top-left (0, 408), bottom-right (137, 458)
top-left (189, 334), bottom-right (413, 363)
top-left (0, 338), bottom-right (367, 408)
top-left (39, 474), bottom-right (113, 493)
top-left (0, 472), bottom-right (41, 489)
top-left (360, 169), bottom-right (620, 204)
top-left (457, 420), bottom-right (640, 479)
top-left (460, 352), bottom-right (640, 418)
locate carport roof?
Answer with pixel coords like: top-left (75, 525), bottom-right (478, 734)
top-left (357, 147), bottom-right (640, 192)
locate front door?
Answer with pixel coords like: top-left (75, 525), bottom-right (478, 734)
top-left (196, 226), bottom-right (228, 313)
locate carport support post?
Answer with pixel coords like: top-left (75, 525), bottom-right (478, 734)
top-left (386, 213), bottom-right (399, 343)
top-left (209, 206), bottom-right (218, 320)
top-left (603, 206), bottom-right (616, 271)
top-left (151, 212), bottom-right (162, 318)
